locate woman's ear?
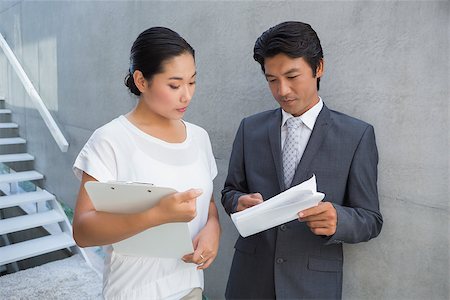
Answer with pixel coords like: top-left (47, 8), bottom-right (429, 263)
top-left (133, 70), bottom-right (148, 93)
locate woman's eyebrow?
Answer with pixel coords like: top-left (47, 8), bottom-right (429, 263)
top-left (169, 72), bottom-right (197, 81)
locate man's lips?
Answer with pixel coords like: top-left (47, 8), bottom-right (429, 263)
top-left (281, 98), bottom-right (296, 102)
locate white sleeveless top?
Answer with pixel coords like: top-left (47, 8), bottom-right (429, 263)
top-left (73, 115), bottom-right (217, 299)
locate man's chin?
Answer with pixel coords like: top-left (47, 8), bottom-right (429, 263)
top-left (280, 105), bottom-right (298, 115)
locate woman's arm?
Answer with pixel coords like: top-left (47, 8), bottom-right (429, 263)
top-left (73, 172), bottom-right (201, 247)
top-left (205, 197), bottom-right (220, 230)
top-left (183, 197), bottom-right (221, 269)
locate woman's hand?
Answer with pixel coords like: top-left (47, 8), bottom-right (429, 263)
top-left (74, 174), bottom-right (203, 247)
top-left (154, 189), bottom-right (202, 223)
top-left (182, 219), bottom-right (220, 270)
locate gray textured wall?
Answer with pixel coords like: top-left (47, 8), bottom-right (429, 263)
top-left (0, 1), bottom-right (448, 299)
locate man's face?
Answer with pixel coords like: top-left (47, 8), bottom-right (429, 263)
top-left (264, 53), bottom-right (323, 117)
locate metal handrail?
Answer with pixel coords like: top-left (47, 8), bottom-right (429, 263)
top-left (0, 33), bottom-right (68, 152)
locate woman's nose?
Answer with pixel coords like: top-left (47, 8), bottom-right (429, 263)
top-left (181, 85), bottom-right (193, 103)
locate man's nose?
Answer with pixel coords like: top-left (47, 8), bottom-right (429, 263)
top-left (278, 80), bottom-right (290, 97)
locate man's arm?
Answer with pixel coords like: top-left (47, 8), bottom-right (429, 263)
top-left (330, 125), bottom-right (382, 243)
top-left (222, 119), bottom-right (263, 215)
top-left (300, 125), bottom-right (383, 244)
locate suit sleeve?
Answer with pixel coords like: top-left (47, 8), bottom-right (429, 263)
top-left (327, 125), bottom-right (383, 244)
top-left (221, 119), bottom-right (249, 215)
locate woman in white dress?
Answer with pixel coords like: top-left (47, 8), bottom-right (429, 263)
top-left (72, 27), bottom-right (220, 300)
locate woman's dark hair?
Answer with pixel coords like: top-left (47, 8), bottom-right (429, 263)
top-left (124, 27), bottom-right (195, 96)
top-left (253, 21), bottom-right (323, 90)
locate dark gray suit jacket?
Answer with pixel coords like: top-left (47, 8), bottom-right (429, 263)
top-left (221, 104), bottom-right (383, 299)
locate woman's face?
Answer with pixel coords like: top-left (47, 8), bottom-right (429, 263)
top-left (140, 53), bottom-right (196, 120)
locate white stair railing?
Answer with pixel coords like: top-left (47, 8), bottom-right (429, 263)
top-left (0, 33), bottom-right (68, 152)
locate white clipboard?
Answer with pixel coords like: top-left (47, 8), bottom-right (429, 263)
top-left (84, 181), bottom-right (194, 258)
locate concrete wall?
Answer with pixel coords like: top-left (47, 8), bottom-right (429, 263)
top-left (0, 1), bottom-right (448, 299)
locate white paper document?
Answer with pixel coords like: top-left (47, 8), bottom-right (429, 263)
top-left (231, 175), bottom-right (324, 237)
top-left (85, 181), bottom-right (194, 258)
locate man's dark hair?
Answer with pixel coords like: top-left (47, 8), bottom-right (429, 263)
top-left (253, 21), bottom-right (323, 90)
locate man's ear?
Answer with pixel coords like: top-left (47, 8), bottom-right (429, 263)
top-left (132, 70), bottom-right (148, 93)
top-left (316, 59), bottom-right (324, 78)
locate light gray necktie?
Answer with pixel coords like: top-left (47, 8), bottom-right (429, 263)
top-left (283, 117), bottom-right (303, 188)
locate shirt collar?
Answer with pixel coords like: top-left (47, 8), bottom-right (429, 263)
top-left (281, 97), bottom-right (324, 131)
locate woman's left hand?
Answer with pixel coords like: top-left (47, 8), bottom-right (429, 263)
top-left (182, 219), bottom-right (220, 270)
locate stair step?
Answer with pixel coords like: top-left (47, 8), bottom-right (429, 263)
top-left (0, 210), bottom-right (64, 235)
top-left (0, 109), bottom-right (11, 114)
top-left (0, 137), bottom-right (26, 145)
top-left (0, 190), bottom-right (55, 209)
top-left (0, 123), bottom-right (18, 129)
top-left (0, 153), bottom-right (34, 163)
top-left (0, 171), bottom-right (43, 184)
top-left (0, 233), bottom-right (75, 266)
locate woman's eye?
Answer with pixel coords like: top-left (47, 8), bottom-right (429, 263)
top-left (189, 81), bottom-right (196, 86)
top-left (169, 85), bottom-right (180, 90)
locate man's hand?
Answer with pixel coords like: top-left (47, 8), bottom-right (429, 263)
top-left (236, 193), bottom-right (263, 212)
top-left (298, 201), bottom-right (337, 236)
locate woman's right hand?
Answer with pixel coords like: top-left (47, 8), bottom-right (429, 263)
top-left (154, 189), bottom-right (203, 223)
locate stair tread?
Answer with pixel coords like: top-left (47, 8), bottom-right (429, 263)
top-left (0, 209), bottom-right (64, 235)
top-left (0, 153), bottom-right (34, 163)
top-left (0, 171), bottom-right (43, 184)
top-left (0, 233), bottom-right (75, 266)
top-left (0, 123), bottom-right (18, 129)
top-left (0, 137), bottom-right (26, 145)
top-left (0, 190), bottom-right (55, 209)
top-left (0, 109), bottom-right (11, 114)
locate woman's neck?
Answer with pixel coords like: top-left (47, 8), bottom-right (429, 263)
top-left (126, 100), bottom-right (186, 143)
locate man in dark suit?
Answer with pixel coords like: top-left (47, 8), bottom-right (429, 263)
top-left (221, 21), bottom-right (383, 299)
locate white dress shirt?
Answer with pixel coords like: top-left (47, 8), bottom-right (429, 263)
top-left (281, 97), bottom-right (324, 167)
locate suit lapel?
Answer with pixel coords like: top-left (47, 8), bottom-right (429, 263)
top-left (290, 104), bottom-right (332, 186)
top-left (268, 108), bottom-right (285, 191)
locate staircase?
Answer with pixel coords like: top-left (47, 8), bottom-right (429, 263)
top-left (0, 98), bottom-right (89, 273)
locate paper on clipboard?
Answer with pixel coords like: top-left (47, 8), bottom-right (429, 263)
top-left (85, 181), bottom-right (194, 258)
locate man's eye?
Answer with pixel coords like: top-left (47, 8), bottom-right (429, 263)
top-left (288, 75), bottom-right (299, 79)
top-left (169, 85), bottom-right (180, 90)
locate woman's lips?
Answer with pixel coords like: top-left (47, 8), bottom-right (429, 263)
top-left (177, 107), bottom-right (187, 113)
